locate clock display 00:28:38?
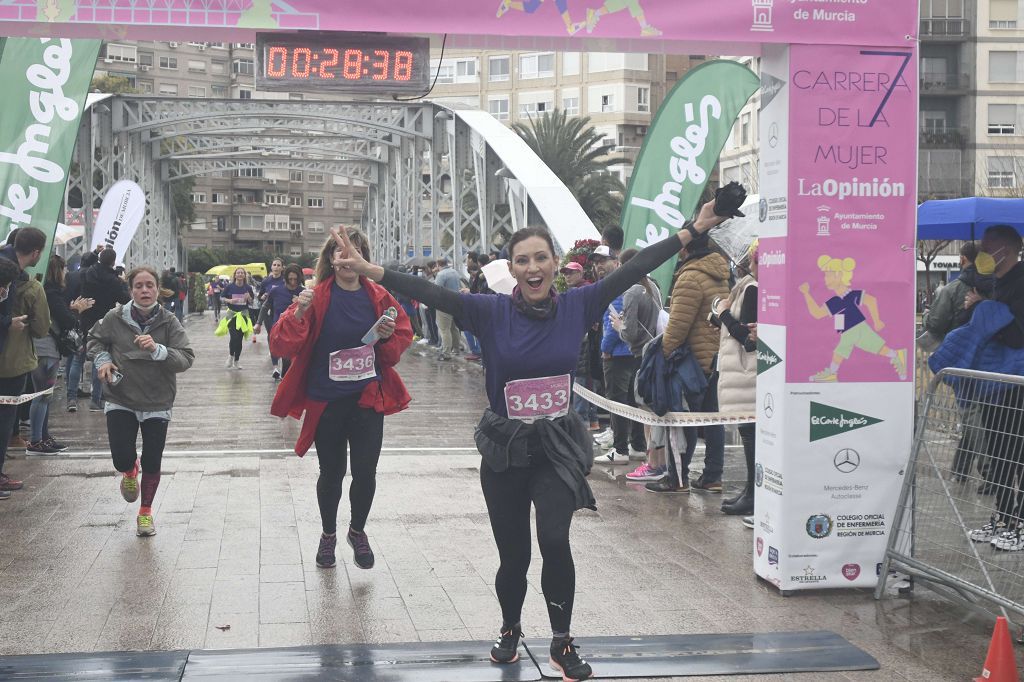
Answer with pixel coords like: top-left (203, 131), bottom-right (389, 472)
top-left (264, 46), bottom-right (415, 82)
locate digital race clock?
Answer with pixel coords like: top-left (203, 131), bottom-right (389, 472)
top-left (255, 32), bottom-right (430, 94)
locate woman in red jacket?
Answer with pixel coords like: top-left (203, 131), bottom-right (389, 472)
top-left (269, 228), bottom-right (413, 570)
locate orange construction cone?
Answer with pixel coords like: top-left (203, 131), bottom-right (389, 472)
top-left (975, 617), bottom-right (1021, 682)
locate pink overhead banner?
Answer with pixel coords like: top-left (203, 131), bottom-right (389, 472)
top-left (0, 1), bottom-right (917, 47)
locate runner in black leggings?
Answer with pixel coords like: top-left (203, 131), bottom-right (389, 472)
top-left (220, 267), bottom-right (251, 369)
top-left (331, 198), bottom-right (729, 682)
top-left (88, 266), bottom-right (194, 536)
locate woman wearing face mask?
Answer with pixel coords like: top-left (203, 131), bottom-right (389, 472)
top-left (255, 263), bottom-right (305, 378)
top-left (269, 229), bottom-right (413, 571)
top-left (88, 267), bottom-right (195, 536)
top-left (710, 240), bottom-right (759, 519)
top-left (330, 199), bottom-right (727, 682)
top-left (219, 267), bottom-right (253, 369)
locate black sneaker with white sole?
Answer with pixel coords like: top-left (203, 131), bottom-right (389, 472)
top-left (347, 527), bottom-right (375, 569)
top-left (489, 624), bottom-right (522, 664)
top-left (549, 636), bottom-right (592, 681)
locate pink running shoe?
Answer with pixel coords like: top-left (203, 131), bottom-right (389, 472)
top-left (625, 463), bottom-right (667, 481)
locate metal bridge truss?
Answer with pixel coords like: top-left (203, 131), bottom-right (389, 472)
top-left (66, 96), bottom-right (545, 271)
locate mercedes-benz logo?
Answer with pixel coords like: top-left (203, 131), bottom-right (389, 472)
top-left (834, 448), bottom-right (861, 473)
top-left (768, 122), bottom-right (779, 148)
top-left (763, 393), bottom-right (775, 419)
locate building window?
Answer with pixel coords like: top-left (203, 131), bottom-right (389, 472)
top-left (211, 192), bottom-right (227, 204)
top-left (187, 59), bottom-right (206, 73)
top-left (988, 104), bottom-right (1017, 135)
top-left (333, 198), bottom-right (349, 210)
top-left (138, 52), bottom-right (153, 67)
top-left (601, 94), bottom-right (615, 112)
top-left (187, 86), bottom-right (206, 98)
top-left (352, 199), bottom-right (364, 211)
top-left (740, 112), bottom-right (751, 146)
top-left (434, 62), bottom-right (454, 84)
top-left (289, 170), bottom-right (303, 182)
top-left (211, 60), bottom-right (226, 75)
top-left (290, 221), bottom-right (303, 233)
top-left (289, 246), bottom-right (302, 257)
top-left (234, 43), bottom-right (255, 50)
top-left (988, 156), bottom-right (1018, 188)
top-left (636, 87), bottom-right (650, 113)
top-left (238, 89), bottom-right (253, 99)
top-left (489, 56), bottom-right (510, 82)
top-left (189, 193), bottom-right (206, 203)
top-left (488, 97), bottom-right (510, 121)
top-left (921, 110), bottom-right (948, 133)
top-left (138, 80), bottom-right (154, 94)
top-left (235, 168), bottom-right (263, 178)
top-left (990, 0), bottom-right (1018, 27)
top-left (989, 51), bottom-right (1020, 83)
top-left (519, 52), bottom-right (555, 79)
top-left (307, 197), bottom-right (324, 208)
top-left (158, 83), bottom-right (178, 96)
top-left (159, 56), bottom-right (177, 69)
top-left (211, 84), bottom-right (227, 98)
top-left (266, 193), bottom-right (287, 205)
top-left (562, 52), bottom-right (581, 76)
top-left (307, 221), bottom-right (325, 233)
top-left (106, 44), bottom-right (137, 63)
top-left (307, 172), bottom-right (324, 184)
top-left (236, 215), bottom-right (262, 231)
top-left (289, 194), bottom-right (302, 207)
top-left (233, 58), bottom-right (254, 75)
top-left (455, 58), bottom-right (478, 83)
top-left (519, 99), bottom-right (553, 117)
top-left (563, 96), bottom-right (579, 116)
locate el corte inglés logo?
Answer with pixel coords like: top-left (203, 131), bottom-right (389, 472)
top-left (756, 338), bottom-right (782, 375)
top-left (809, 402), bottom-right (883, 442)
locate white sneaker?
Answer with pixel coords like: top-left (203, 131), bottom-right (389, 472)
top-left (271, 369), bottom-right (281, 380)
top-left (233, 360), bottom-right (242, 370)
top-left (602, 448), bottom-right (630, 464)
top-left (628, 447), bottom-right (647, 461)
top-left (226, 357), bottom-right (234, 369)
top-left (594, 430), bottom-right (613, 444)
top-left (417, 338), bottom-right (430, 345)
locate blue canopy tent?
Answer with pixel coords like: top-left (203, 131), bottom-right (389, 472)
top-left (918, 197), bottom-right (1024, 241)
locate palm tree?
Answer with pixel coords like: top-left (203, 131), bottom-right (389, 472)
top-left (512, 109), bottom-right (625, 231)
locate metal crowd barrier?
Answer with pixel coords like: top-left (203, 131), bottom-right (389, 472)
top-left (876, 368), bottom-right (1024, 629)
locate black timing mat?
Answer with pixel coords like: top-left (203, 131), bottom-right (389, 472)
top-left (0, 650), bottom-right (189, 680)
top-left (0, 632), bottom-right (878, 681)
top-left (525, 631), bottom-right (879, 678)
top-left (181, 641), bottom-right (541, 681)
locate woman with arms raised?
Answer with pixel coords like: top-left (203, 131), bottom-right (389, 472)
top-left (330, 198), bottom-right (727, 682)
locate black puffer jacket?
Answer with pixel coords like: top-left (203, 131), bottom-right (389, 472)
top-left (81, 264), bottom-right (129, 333)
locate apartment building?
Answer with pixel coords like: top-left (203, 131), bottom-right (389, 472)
top-left (427, 49), bottom-right (702, 185)
top-left (94, 40), bottom-right (368, 259)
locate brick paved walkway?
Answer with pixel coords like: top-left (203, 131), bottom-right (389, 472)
top-left (0, 314), bottom-right (1005, 680)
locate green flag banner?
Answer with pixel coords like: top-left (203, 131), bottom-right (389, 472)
top-left (620, 60), bottom-right (759, 300)
top-left (0, 38), bottom-right (101, 275)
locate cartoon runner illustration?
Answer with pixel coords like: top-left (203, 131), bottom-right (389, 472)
top-left (585, 0), bottom-right (661, 36)
top-left (799, 255), bottom-right (907, 382)
top-left (496, 0), bottom-right (586, 35)
top-left (238, 0), bottom-right (279, 28)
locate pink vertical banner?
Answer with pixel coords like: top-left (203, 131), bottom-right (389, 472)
top-left (786, 44), bottom-right (918, 385)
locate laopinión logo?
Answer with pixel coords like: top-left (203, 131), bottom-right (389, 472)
top-left (806, 513), bottom-right (833, 539)
top-left (768, 546), bottom-right (779, 565)
top-left (809, 402), bottom-right (883, 442)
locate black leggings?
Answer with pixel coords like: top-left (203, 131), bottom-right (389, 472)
top-left (228, 312), bottom-right (248, 360)
top-left (107, 410), bottom-right (169, 474)
top-left (313, 396), bottom-right (384, 534)
top-left (480, 460), bottom-right (577, 635)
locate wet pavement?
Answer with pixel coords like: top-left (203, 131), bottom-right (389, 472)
top-left (0, 313), bottom-right (1009, 680)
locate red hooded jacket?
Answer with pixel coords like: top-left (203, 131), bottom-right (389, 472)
top-left (269, 276), bottom-right (413, 456)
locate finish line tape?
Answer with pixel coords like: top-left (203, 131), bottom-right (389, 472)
top-left (572, 384), bottom-right (754, 427)
top-left (0, 386), bottom-right (54, 405)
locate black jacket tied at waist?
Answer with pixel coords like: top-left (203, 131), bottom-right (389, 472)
top-left (474, 409), bottom-right (596, 511)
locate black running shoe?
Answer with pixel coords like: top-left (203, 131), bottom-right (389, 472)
top-left (549, 636), bottom-right (592, 681)
top-left (315, 533), bottom-right (337, 568)
top-left (489, 624), bottom-right (522, 664)
top-left (347, 527), bottom-right (375, 569)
